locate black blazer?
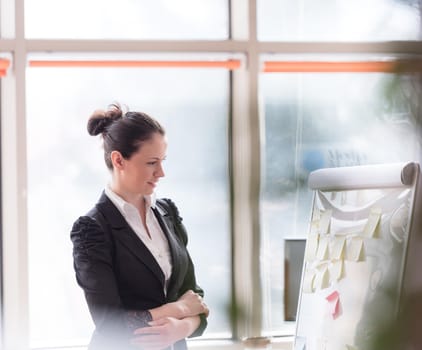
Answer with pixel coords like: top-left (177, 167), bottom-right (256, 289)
top-left (70, 192), bottom-right (207, 350)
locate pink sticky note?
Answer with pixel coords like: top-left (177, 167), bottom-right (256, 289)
top-left (325, 291), bottom-right (340, 319)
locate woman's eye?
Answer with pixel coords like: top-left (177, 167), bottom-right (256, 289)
top-left (147, 161), bottom-right (157, 165)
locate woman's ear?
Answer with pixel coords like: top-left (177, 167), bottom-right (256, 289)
top-left (111, 151), bottom-right (125, 169)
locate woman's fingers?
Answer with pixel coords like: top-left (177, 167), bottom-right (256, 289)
top-left (202, 302), bottom-right (210, 317)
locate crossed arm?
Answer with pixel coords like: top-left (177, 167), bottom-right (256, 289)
top-left (131, 290), bottom-right (209, 350)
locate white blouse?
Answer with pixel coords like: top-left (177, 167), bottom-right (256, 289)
top-left (104, 186), bottom-right (173, 294)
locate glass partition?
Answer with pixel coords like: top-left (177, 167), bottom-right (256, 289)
top-left (259, 66), bottom-right (422, 334)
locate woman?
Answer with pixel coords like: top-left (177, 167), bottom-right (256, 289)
top-left (70, 103), bottom-right (209, 350)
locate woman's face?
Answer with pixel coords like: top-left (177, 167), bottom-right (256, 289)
top-left (118, 132), bottom-right (167, 196)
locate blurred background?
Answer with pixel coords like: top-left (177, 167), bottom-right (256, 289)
top-left (1, 0), bottom-right (422, 349)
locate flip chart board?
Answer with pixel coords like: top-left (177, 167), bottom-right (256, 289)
top-left (294, 162), bottom-right (422, 350)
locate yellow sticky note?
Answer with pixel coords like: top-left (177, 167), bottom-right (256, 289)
top-left (320, 209), bottom-right (332, 234)
top-left (346, 237), bottom-right (365, 262)
top-left (363, 207), bottom-right (382, 238)
top-left (310, 220), bottom-right (320, 234)
top-left (310, 207), bottom-right (321, 234)
top-left (329, 260), bottom-right (344, 281)
top-left (313, 207), bottom-right (321, 221)
top-left (314, 267), bottom-right (329, 290)
top-left (317, 236), bottom-right (329, 260)
top-left (302, 269), bottom-right (315, 293)
top-left (330, 236), bottom-right (346, 260)
top-left (305, 234), bottom-right (319, 262)
top-left (345, 345), bottom-right (358, 350)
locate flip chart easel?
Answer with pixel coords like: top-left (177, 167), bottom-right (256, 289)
top-left (294, 162), bottom-right (422, 350)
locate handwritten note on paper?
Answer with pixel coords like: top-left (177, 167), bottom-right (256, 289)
top-left (316, 236), bottom-right (329, 260)
top-left (329, 260), bottom-right (343, 282)
top-left (330, 236), bottom-right (345, 260)
top-left (325, 290), bottom-right (341, 319)
top-left (363, 207), bottom-right (382, 238)
top-left (305, 234), bottom-right (319, 262)
top-left (346, 237), bottom-right (365, 262)
top-left (319, 209), bottom-right (332, 234)
top-left (303, 269), bottom-right (316, 293)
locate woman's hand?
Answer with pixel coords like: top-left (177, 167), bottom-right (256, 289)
top-left (147, 290), bottom-right (209, 322)
top-left (131, 317), bottom-right (190, 350)
top-left (177, 290), bottom-right (209, 318)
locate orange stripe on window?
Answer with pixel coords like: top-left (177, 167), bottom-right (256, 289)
top-left (28, 59), bottom-right (242, 70)
top-left (263, 60), bottom-right (422, 73)
top-left (0, 59), bottom-right (11, 77)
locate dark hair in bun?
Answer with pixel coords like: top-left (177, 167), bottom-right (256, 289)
top-left (87, 104), bottom-right (123, 136)
top-left (87, 103), bottom-right (165, 170)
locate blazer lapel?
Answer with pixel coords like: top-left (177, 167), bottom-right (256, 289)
top-left (95, 192), bottom-right (166, 288)
top-left (153, 205), bottom-right (185, 301)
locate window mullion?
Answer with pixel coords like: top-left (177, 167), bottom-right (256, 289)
top-left (230, 0), bottom-right (263, 341)
top-left (2, 0), bottom-right (29, 348)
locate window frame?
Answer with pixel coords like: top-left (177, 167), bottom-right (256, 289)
top-left (1, 0), bottom-right (422, 349)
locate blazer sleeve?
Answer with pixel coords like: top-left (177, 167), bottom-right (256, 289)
top-left (162, 199), bottom-right (208, 338)
top-left (70, 215), bottom-right (151, 343)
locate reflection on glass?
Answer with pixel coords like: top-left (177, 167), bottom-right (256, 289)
top-left (258, 0), bottom-right (421, 41)
top-left (26, 65), bottom-right (231, 346)
top-left (259, 70), bottom-right (422, 334)
top-left (25, 0), bottom-right (229, 39)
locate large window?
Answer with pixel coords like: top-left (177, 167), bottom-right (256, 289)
top-left (257, 0), bottom-right (422, 337)
top-left (259, 68), bottom-right (422, 333)
top-left (1, 1), bottom-right (422, 350)
top-left (26, 61), bottom-right (231, 345)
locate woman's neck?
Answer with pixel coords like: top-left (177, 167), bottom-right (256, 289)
top-left (109, 182), bottom-right (144, 211)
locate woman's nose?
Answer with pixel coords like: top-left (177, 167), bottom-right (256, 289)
top-left (155, 163), bottom-right (165, 178)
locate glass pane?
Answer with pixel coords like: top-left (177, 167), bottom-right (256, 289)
top-left (25, 0), bottom-right (229, 39)
top-left (259, 69), bottom-right (422, 334)
top-left (0, 0), bottom-right (15, 39)
top-left (258, 0), bottom-right (421, 41)
top-left (26, 61), bottom-right (231, 346)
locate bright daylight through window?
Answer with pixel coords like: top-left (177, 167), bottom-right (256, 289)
top-left (0, 0), bottom-right (421, 349)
